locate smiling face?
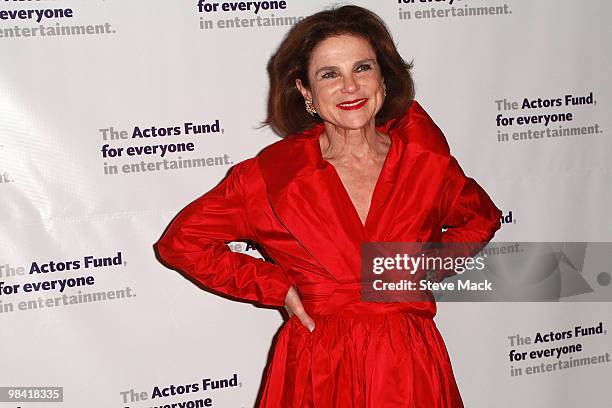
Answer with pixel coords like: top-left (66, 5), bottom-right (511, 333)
top-left (296, 34), bottom-right (386, 131)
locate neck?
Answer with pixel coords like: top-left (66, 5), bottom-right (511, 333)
top-left (320, 120), bottom-right (389, 161)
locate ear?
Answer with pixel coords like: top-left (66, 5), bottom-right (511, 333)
top-left (295, 78), bottom-right (312, 101)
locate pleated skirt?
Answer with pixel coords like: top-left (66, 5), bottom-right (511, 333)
top-left (258, 312), bottom-right (464, 407)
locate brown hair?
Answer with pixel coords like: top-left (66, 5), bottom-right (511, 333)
top-left (264, 5), bottom-right (415, 137)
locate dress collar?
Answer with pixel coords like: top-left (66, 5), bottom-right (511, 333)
top-left (256, 100), bottom-right (450, 281)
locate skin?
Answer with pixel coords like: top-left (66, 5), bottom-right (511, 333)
top-left (285, 34), bottom-right (390, 332)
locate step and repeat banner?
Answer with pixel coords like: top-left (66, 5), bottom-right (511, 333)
top-left (1, 1), bottom-right (610, 407)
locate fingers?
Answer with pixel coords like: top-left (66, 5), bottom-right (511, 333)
top-left (284, 286), bottom-right (315, 332)
top-left (294, 307), bottom-right (316, 333)
top-left (284, 305), bottom-right (294, 317)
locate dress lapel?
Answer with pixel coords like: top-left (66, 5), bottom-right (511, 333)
top-left (367, 101), bottom-right (453, 242)
top-left (257, 101), bottom-right (446, 281)
top-left (258, 123), bottom-right (366, 282)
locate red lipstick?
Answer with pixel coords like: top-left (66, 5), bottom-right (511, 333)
top-left (336, 98), bottom-right (368, 110)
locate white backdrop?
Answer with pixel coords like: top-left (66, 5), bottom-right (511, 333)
top-left (1, 1), bottom-right (611, 407)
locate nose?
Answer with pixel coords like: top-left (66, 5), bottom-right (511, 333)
top-left (342, 73), bottom-right (359, 93)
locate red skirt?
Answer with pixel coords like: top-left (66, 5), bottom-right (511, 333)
top-left (258, 308), bottom-right (464, 407)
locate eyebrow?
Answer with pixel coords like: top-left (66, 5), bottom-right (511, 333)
top-left (314, 58), bottom-right (377, 76)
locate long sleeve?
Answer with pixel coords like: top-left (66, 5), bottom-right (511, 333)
top-left (428, 156), bottom-right (502, 281)
top-left (153, 159), bottom-right (292, 307)
top-left (440, 156), bottom-right (502, 244)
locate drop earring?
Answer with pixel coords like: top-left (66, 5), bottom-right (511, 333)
top-left (382, 81), bottom-right (387, 97)
top-left (305, 98), bottom-right (317, 116)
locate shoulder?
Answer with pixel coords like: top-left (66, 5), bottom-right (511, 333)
top-left (388, 100), bottom-right (452, 157)
top-left (226, 156), bottom-right (265, 189)
top-left (227, 126), bottom-right (319, 190)
top-left (257, 126), bottom-right (318, 160)
top-left (254, 125), bottom-right (321, 177)
top-left (230, 136), bottom-right (303, 181)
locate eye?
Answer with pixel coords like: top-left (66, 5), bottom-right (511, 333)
top-left (321, 71), bottom-right (338, 79)
top-left (356, 63), bottom-right (372, 72)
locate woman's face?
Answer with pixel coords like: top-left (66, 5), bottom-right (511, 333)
top-left (296, 34), bottom-right (385, 131)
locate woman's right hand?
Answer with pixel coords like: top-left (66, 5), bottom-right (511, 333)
top-left (284, 286), bottom-right (315, 332)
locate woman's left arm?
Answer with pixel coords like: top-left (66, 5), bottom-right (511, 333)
top-left (440, 156), bottom-right (502, 245)
top-left (427, 156), bottom-right (502, 281)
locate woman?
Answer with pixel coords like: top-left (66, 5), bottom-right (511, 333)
top-left (154, 5), bottom-right (501, 407)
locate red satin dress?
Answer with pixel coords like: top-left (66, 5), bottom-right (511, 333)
top-left (154, 100), bottom-right (502, 407)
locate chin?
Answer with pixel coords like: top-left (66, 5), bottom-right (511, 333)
top-left (336, 121), bottom-right (371, 131)
top-left (330, 111), bottom-right (377, 130)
